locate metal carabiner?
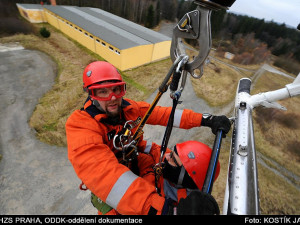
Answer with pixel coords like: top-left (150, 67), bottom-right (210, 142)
top-left (124, 120), bottom-right (134, 130)
top-left (122, 140), bottom-right (138, 162)
top-left (176, 55), bottom-right (189, 74)
top-left (170, 55), bottom-right (189, 99)
top-left (113, 134), bottom-right (123, 151)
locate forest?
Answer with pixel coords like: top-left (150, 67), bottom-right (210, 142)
top-left (1, 0), bottom-right (300, 74)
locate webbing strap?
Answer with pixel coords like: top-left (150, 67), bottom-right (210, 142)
top-left (160, 95), bottom-right (180, 157)
top-left (155, 94), bottom-right (181, 195)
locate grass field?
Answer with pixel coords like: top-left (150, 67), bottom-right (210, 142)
top-left (1, 23), bottom-right (299, 214)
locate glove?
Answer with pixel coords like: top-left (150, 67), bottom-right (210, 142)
top-left (177, 191), bottom-right (220, 215)
top-left (201, 114), bottom-right (231, 136)
top-left (161, 198), bottom-right (175, 215)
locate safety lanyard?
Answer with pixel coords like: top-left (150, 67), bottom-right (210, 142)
top-left (118, 56), bottom-right (186, 166)
top-left (154, 92), bottom-right (181, 195)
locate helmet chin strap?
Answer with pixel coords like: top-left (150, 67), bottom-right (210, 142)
top-left (177, 166), bottom-right (186, 187)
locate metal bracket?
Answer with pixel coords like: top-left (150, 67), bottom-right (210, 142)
top-left (170, 6), bottom-right (211, 79)
top-left (170, 0), bottom-right (235, 79)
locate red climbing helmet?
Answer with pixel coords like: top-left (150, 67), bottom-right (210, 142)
top-left (176, 140), bottom-right (220, 190)
top-left (83, 61), bottom-right (126, 101)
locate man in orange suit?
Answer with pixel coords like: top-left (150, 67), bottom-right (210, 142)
top-left (65, 61), bottom-right (231, 215)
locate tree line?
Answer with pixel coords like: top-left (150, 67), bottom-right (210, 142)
top-left (209, 8), bottom-right (300, 74)
top-left (211, 10), bottom-right (300, 60)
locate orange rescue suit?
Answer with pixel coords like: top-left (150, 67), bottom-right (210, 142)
top-left (66, 98), bottom-right (203, 215)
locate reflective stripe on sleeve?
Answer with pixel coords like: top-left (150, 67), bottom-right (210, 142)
top-left (144, 141), bottom-right (152, 154)
top-left (173, 109), bottom-right (183, 128)
top-left (105, 171), bottom-right (138, 209)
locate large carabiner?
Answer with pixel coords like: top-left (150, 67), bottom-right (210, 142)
top-left (170, 0), bottom-right (235, 78)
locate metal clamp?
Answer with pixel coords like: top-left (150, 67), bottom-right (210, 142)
top-left (170, 0), bottom-right (234, 79)
top-left (170, 6), bottom-right (211, 79)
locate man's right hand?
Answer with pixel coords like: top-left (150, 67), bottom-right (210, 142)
top-left (177, 191), bottom-right (220, 215)
top-left (201, 114), bottom-right (231, 137)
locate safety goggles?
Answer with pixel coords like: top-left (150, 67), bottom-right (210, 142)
top-left (88, 82), bottom-right (126, 101)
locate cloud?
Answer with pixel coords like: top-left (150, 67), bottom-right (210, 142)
top-left (228, 0), bottom-right (300, 28)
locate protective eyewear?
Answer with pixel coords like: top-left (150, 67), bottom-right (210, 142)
top-left (89, 82), bottom-right (126, 101)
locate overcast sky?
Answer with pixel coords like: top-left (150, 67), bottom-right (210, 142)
top-left (228, 0), bottom-right (300, 29)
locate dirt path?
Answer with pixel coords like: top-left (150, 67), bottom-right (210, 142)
top-left (0, 45), bottom-right (95, 215)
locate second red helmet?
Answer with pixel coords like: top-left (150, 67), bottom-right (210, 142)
top-left (176, 140), bottom-right (220, 190)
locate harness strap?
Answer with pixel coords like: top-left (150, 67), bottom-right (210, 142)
top-left (177, 166), bottom-right (186, 186)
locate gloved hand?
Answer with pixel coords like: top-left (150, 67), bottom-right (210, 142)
top-left (201, 114), bottom-right (231, 136)
top-left (177, 191), bottom-right (220, 215)
top-left (161, 198), bottom-right (175, 215)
